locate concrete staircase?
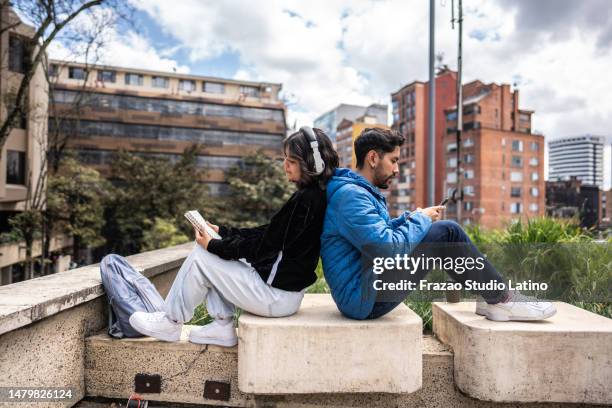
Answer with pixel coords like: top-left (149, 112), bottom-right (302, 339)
top-left (83, 295), bottom-right (612, 407)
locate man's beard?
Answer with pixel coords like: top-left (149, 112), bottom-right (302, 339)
top-left (374, 170), bottom-right (395, 189)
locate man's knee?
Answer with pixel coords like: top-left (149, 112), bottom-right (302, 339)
top-left (431, 220), bottom-right (467, 241)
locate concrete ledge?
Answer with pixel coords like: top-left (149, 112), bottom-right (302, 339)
top-left (433, 301), bottom-right (612, 405)
top-left (238, 294), bottom-right (423, 394)
top-left (0, 242), bottom-right (193, 335)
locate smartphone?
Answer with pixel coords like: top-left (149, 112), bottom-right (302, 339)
top-left (439, 197), bottom-right (449, 206)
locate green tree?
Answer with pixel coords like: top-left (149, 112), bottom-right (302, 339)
top-left (141, 218), bottom-right (190, 252)
top-left (46, 157), bottom-right (108, 261)
top-left (222, 150), bottom-right (295, 227)
top-left (104, 146), bottom-right (210, 254)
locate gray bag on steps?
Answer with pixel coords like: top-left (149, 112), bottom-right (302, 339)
top-left (99, 254), bottom-right (165, 338)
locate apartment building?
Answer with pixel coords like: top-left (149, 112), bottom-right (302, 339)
top-left (546, 177), bottom-right (602, 229)
top-left (389, 68), bottom-right (457, 215)
top-left (443, 81), bottom-right (545, 229)
top-left (336, 114), bottom-right (389, 169)
top-left (548, 135), bottom-right (604, 189)
top-left (0, 5), bottom-right (72, 285)
top-left (314, 103), bottom-right (387, 143)
top-left (48, 60), bottom-right (287, 196)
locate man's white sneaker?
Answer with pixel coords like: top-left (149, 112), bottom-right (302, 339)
top-left (188, 320), bottom-right (237, 347)
top-left (484, 292), bottom-right (557, 321)
top-left (475, 299), bottom-right (488, 316)
top-left (129, 311), bottom-right (182, 342)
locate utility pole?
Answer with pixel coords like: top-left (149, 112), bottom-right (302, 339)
top-left (453, 0), bottom-right (464, 223)
top-left (427, 0), bottom-right (436, 207)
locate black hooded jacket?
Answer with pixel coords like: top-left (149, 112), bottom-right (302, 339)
top-left (207, 185), bottom-right (326, 291)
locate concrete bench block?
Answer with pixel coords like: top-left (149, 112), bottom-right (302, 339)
top-left (84, 325), bottom-right (252, 406)
top-left (238, 294), bottom-right (423, 394)
top-left (432, 301), bottom-right (612, 405)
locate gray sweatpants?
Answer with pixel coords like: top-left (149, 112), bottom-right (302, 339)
top-left (164, 243), bottom-right (305, 323)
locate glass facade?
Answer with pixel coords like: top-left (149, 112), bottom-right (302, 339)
top-left (51, 120), bottom-right (283, 149)
top-left (52, 90), bottom-right (285, 123)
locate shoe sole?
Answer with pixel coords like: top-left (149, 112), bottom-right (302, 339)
top-left (485, 305), bottom-right (557, 322)
top-left (188, 335), bottom-right (237, 347)
top-left (128, 314), bottom-right (181, 342)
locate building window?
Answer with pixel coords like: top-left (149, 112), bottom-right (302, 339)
top-left (446, 173), bottom-right (457, 183)
top-left (179, 79), bottom-right (196, 92)
top-left (511, 155), bottom-right (523, 167)
top-left (446, 110), bottom-right (457, 121)
top-left (464, 185), bottom-right (475, 196)
top-left (510, 172), bottom-right (523, 182)
top-left (530, 187), bottom-right (539, 197)
top-left (463, 121), bottom-right (481, 131)
top-left (501, 138), bottom-right (506, 147)
top-left (69, 67), bottom-right (86, 80)
top-left (447, 142), bottom-right (457, 152)
top-left (511, 140), bottom-right (523, 152)
top-left (529, 203), bottom-right (539, 212)
top-left (9, 35), bottom-right (28, 73)
top-left (203, 82), bottom-right (225, 94)
top-left (6, 150), bottom-right (26, 185)
top-left (463, 138), bottom-right (474, 147)
top-left (48, 63), bottom-right (59, 77)
top-left (240, 85), bottom-right (260, 97)
top-left (97, 70), bottom-right (116, 83)
top-left (152, 76), bottom-right (169, 88)
top-left (125, 73), bottom-right (144, 86)
top-left (529, 157), bottom-right (538, 166)
top-left (530, 141), bottom-right (539, 151)
top-left (510, 203), bottom-right (523, 214)
top-left (447, 157), bottom-right (457, 168)
top-left (531, 172), bottom-right (539, 181)
top-left (464, 170), bottom-right (474, 179)
top-left (510, 187), bottom-right (522, 198)
top-left (464, 154), bottom-right (474, 164)
top-left (464, 201), bottom-right (473, 211)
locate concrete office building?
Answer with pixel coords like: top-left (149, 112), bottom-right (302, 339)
top-left (548, 135), bottom-right (604, 189)
top-left (0, 4), bottom-right (72, 285)
top-left (314, 103), bottom-right (387, 143)
top-left (48, 60), bottom-right (287, 196)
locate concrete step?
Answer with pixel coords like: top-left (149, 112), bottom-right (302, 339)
top-left (85, 325), bottom-right (251, 406)
top-left (432, 301), bottom-right (612, 405)
top-left (238, 294), bottom-right (423, 394)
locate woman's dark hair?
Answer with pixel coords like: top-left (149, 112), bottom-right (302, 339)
top-left (283, 128), bottom-right (339, 189)
top-left (354, 128), bottom-right (405, 169)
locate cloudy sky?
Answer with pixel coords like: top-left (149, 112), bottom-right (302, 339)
top-left (47, 0), bottom-right (611, 186)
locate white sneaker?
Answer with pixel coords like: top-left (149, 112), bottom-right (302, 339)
top-left (129, 311), bottom-right (182, 342)
top-left (475, 298), bottom-right (488, 316)
top-left (188, 320), bottom-right (237, 347)
top-left (484, 292), bottom-right (557, 321)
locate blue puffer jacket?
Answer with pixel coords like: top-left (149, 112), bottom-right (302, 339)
top-left (321, 168), bottom-right (433, 320)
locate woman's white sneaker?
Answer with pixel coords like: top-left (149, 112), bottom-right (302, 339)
top-left (475, 298), bottom-right (488, 316)
top-left (484, 292), bottom-right (557, 321)
top-left (189, 320), bottom-right (238, 347)
top-left (129, 311), bottom-right (182, 342)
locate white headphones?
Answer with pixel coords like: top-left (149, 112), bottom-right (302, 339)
top-left (299, 126), bottom-right (325, 175)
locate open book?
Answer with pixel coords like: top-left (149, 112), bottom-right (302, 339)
top-left (184, 210), bottom-right (222, 239)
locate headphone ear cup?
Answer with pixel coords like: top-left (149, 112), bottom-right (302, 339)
top-left (299, 126), bottom-right (325, 175)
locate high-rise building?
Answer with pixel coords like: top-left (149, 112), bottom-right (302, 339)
top-left (48, 61), bottom-right (287, 196)
top-left (548, 135), bottom-right (604, 188)
top-left (336, 114), bottom-right (389, 169)
top-left (443, 81), bottom-right (545, 229)
top-left (389, 68), bottom-right (457, 215)
top-left (314, 103), bottom-right (387, 143)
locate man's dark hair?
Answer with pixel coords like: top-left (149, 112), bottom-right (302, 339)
top-left (354, 128), bottom-right (405, 169)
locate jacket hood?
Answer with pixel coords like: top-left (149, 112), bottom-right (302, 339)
top-left (327, 168), bottom-right (385, 203)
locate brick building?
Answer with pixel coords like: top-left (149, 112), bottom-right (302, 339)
top-left (443, 81), bottom-right (545, 229)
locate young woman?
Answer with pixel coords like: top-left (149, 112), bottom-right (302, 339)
top-left (129, 127), bottom-right (338, 346)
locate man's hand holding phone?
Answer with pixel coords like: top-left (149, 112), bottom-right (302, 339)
top-left (416, 199), bottom-right (447, 222)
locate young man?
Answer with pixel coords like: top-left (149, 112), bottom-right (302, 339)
top-left (320, 127), bottom-right (556, 321)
